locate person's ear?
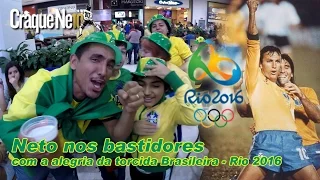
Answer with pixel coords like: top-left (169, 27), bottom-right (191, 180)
top-left (70, 54), bottom-right (80, 70)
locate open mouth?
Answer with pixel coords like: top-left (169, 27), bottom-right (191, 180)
top-left (144, 97), bottom-right (154, 103)
top-left (91, 79), bottom-right (105, 92)
top-left (271, 71), bottom-right (277, 75)
top-left (278, 76), bottom-right (289, 84)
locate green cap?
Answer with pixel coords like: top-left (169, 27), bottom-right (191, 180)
top-left (132, 57), bottom-right (167, 77)
top-left (147, 14), bottom-right (171, 35)
top-left (106, 30), bottom-right (132, 50)
top-left (70, 32), bottom-right (122, 65)
top-left (143, 32), bottom-right (171, 55)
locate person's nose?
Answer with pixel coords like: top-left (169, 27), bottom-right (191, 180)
top-left (97, 62), bottom-right (107, 78)
top-left (144, 86), bottom-right (151, 96)
top-left (280, 65), bottom-right (285, 74)
top-left (272, 61), bottom-right (277, 69)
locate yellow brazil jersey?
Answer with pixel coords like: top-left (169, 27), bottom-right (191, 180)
top-left (294, 87), bottom-right (320, 146)
top-left (245, 38), bottom-right (296, 132)
top-left (169, 36), bottom-right (193, 67)
top-left (131, 84), bottom-right (210, 162)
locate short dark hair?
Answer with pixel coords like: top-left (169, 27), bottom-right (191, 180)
top-left (115, 41), bottom-right (127, 50)
top-left (134, 23), bottom-right (140, 29)
top-left (260, 46), bottom-right (281, 63)
top-left (281, 54), bottom-right (295, 83)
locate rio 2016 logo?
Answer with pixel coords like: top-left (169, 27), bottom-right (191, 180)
top-left (184, 89), bottom-right (243, 105)
top-left (188, 43), bottom-right (242, 86)
top-left (194, 108), bottom-right (234, 128)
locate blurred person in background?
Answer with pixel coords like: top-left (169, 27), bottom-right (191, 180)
top-left (136, 21), bottom-right (145, 41)
top-left (224, 0), bottom-right (247, 60)
top-left (259, 0), bottom-right (301, 55)
top-left (240, 0), bottom-right (301, 55)
top-left (183, 30), bottom-right (196, 46)
top-left (126, 24), bottom-right (141, 64)
top-left (26, 30), bottom-right (34, 40)
top-left (124, 23), bottom-right (132, 35)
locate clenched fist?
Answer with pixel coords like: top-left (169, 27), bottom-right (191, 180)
top-left (117, 81), bottom-right (145, 113)
top-left (247, 0), bottom-right (259, 13)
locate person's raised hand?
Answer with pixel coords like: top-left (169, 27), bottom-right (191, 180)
top-left (117, 81), bottom-right (144, 113)
top-left (144, 58), bottom-right (171, 79)
top-left (284, 82), bottom-right (303, 99)
top-left (247, 0), bottom-right (259, 13)
top-left (9, 76), bottom-right (19, 90)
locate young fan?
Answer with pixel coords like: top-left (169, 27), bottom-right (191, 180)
top-left (129, 57), bottom-right (211, 179)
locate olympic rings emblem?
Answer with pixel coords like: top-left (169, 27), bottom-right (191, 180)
top-left (194, 108), bottom-right (235, 128)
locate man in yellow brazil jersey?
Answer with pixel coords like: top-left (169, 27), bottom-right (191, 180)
top-left (236, 0), bottom-right (320, 179)
top-left (234, 53), bottom-right (320, 177)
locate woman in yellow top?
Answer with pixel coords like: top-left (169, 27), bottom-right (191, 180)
top-left (147, 14), bottom-right (193, 71)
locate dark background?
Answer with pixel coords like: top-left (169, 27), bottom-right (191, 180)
top-left (288, 0), bottom-right (320, 26)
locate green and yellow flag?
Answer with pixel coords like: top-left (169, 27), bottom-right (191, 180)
top-left (0, 63), bottom-right (122, 174)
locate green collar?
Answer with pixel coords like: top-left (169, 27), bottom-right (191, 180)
top-left (153, 95), bottom-right (166, 107)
